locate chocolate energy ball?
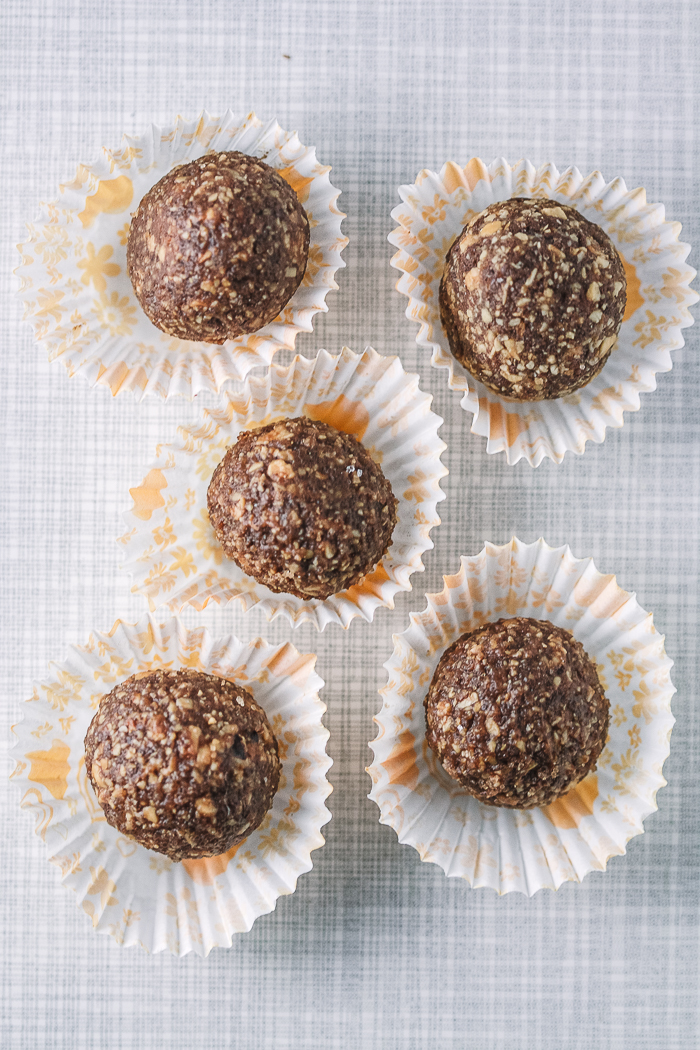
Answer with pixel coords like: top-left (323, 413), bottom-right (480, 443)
top-left (439, 197), bottom-right (627, 400)
top-left (425, 617), bottom-right (609, 808)
top-left (207, 416), bottom-right (398, 600)
top-left (85, 668), bottom-right (281, 861)
top-left (127, 151), bottom-right (309, 344)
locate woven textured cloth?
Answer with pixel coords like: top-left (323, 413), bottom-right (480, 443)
top-left (1, 1), bottom-right (698, 1047)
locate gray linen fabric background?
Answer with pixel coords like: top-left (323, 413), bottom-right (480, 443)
top-left (1, 1), bottom-right (698, 1047)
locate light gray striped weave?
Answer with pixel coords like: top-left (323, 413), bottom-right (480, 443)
top-left (0, 1), bottom-right (698, 1047)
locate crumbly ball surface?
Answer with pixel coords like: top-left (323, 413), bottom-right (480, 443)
top-left (127, 151), bottom-right (309, 344)
top-left (85, 668), bottom-right (280, 861)
top-left (424, 617), bottom-right (609, 808)
top-left (439, 197), bottom-right (626, 401)
top-left (207, 416), bottom-right (398, 600)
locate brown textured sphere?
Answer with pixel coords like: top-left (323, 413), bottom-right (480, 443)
top-left (439, 197), bottom-right (626, 400)
top-left (425, 617), bottom-right (609, 808)
top-left (85, 668), bottom-right (281, 861)
top-left (126, 151), bottom-right (309, 344)
top-left (207, 416), bottom-right (398, 600)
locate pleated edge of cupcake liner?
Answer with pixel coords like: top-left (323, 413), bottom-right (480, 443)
top-left (366, 536), bottom-right (676, 896)
top-left (9, 613), bottom-right (334, 955)
top-left (388, 157), bottom-right (697, 467)
top-left (14, 108), bottom-right (348, 401)
top-left (118, 345), bottom-right (449, 632)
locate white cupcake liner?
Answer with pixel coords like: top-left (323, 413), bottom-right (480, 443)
top-left (368, 537), bottom-right (675, 894)
top-left (119, 346), bottom-right (448, 631)
top-left (390, 158), bottom-right (697, 465)
top-left (15, 110), bottom-right (347, 400)
top-left (10, 615), bottom-right (332, 955)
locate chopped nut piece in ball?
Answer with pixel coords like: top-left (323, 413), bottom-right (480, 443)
top-left (424, 617), bottom-right (609, 808)
top-left (127, 151), bottom-right (309, 344)
top-left (85, 668), bottom-right (281, 861)
top-left (207, 416), bottom-right (398, 600)
top-left (439, 197), bottom-right (626, 400)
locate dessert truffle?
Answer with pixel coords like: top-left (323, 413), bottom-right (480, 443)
top-left (424, 617), bottom-right (609, 808)
top-left (85, 668), bottom-right (280, 861)
top-left (207, 416), bottom-right (398, 600)
top-left (439, 197), bottom-right (627, 400)
top-left (127, 151), bottom-right (309, 344)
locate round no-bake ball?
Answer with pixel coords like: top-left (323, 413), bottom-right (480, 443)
top-left (207, 416), bottom-right (398, 600)
top-left (424, 617), bottom-right (609, 808)
top-left (439, 197), bottom-right (626, 400)
top-left (85, 668), bottom-right (281, 861)
top-left (127, 151), bottom-right (309, 344)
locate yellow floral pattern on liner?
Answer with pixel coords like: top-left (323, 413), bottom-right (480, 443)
top-left (390, 158), bottom-right (697, 466)
top-left (10, 615), bottom-right (332, 956)
top-left (119, 346), bottom-right (448, 631)
top-left (16, 110), bottom-right (348, 401)
top-left (367, 537), bottom-right (675, 895)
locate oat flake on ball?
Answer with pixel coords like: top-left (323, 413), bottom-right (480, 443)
top-left (439, 197), bottom-right (627, 401)
top-left (85, 668), bottom-right (281, 861)
top-left (127, 151), bottom-right (309, 344)
top-left (207, 416), bottom-right (398, 600)
top-left (424, 617), bottom-right (610, 808)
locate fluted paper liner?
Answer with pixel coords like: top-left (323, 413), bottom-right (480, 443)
top-left (16, 110), bottom-right (347, 399)
top-left (10, 615), bottom-right (332, 955)
top-left (390, 158), bottom-right (697, 465)
top-left (368, 538), bottom-right (674, 894)
top-left (119, 346), bottom-right (447, 630)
